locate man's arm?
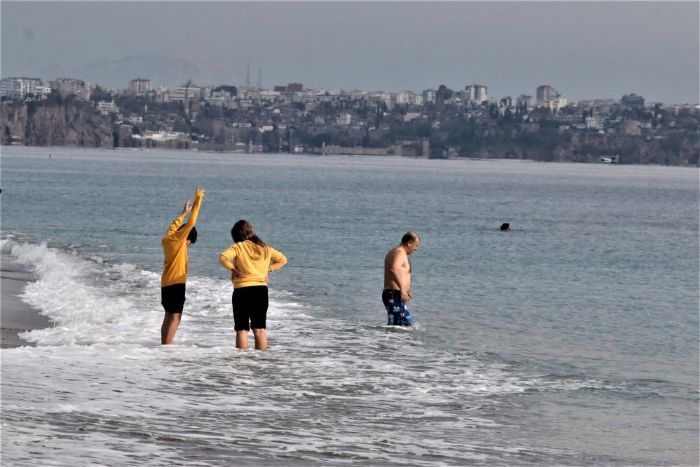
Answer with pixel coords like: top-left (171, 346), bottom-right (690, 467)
top-left (389, 252), bottom-right (411, 302)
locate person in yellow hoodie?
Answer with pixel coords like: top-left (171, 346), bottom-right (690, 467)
top-left (219, 220), bottom-right (287, 350)
top-left (160, 188), bottom-right (205, 344)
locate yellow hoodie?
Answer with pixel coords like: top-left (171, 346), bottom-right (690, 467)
top-left (160, 190), bottom-right (204, 287)
top-left (219, 240), bottom-right (287, 288)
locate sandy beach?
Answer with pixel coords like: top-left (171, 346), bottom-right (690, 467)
top-left (1, 251), bottom-right (51, 348)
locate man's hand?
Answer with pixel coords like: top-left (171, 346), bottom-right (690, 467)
top-left (401, 291), bottom-right (411, 302)
top-left (182, 200), bottom-right (193, 215)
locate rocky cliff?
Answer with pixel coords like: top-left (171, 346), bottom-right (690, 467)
top-left (1, 102), bottom-right (113, 147)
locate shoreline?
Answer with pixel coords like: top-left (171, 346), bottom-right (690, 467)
top-left (2, 144), bottom-right (698, 168)
top-left (0, 252), bottom-right (52, 348)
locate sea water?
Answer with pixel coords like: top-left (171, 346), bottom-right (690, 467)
top-left (1, 146), bottom-right (697, 465)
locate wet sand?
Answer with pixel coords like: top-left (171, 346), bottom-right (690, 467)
top-left (1, 253), bottom-right (51, 348)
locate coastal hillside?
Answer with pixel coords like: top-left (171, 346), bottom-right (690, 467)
top-left (1, 100), bottom-right (112, 147)
top-left (1, 95), bottom-right (698, 165)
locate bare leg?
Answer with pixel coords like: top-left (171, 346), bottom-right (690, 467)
top-left (252, 328), bottom-right (268, 350)
top-left (161, 313), bottom-right (182, 345)
top-left (236, 330), bottom-right (249, 349)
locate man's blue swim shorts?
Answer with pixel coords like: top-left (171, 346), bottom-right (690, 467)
top-left (382, 289), bottom-right (414, 327)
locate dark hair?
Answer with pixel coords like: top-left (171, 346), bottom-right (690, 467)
top-left (231, 219), bottom-right (267, 247)
top-left (178, 224), bottom-right (198, 244)
top-left (188, 226), bottom-right (198, 244)
top-left (401, 231), bottom-right (419, 245)
top-left (500, 223), bottom-right (510, 231)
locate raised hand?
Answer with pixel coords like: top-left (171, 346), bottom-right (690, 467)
top-left (182, 199), bottom-right (193, 215)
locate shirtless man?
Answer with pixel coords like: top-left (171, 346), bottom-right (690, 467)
top-left (383, 232), bottom-right (421, 326)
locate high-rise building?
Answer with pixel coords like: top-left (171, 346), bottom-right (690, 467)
top-left (621, 93), bottom-right (645, 110)
top-left (465, 84), bottom-right (488, 104)
top-left (536, 85), bottom-right (568, 112)
top-left (129, 78), bottom-right (153, 95)
top-left (536, 85), bottom-right (556, 106)
top-left (473, 85), bottom-right (487, 103)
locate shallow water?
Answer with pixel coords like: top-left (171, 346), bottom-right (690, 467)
top-left (1, 146), bottom-right (698, 465)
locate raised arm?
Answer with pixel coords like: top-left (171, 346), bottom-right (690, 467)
top-left (171, 188), bottom-right (205, 242)
top-left (164, 200), bottom-right (192, 238)
top-left (186, 188), bottom-right (206, 227)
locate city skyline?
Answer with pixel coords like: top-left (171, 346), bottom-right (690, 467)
top-left (2, 2), bottom-right (699, 104)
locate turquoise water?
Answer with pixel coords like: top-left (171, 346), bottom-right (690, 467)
top-left (1, 146), bottom-right (698, 465)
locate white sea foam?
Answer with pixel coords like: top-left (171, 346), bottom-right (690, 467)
top-left (0, 238), bottom-right (636, 465)
top-left (1, 239), bottom-right (309, 348)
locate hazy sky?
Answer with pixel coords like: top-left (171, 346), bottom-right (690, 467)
top-left (2, 1), bottom-right (698, 103)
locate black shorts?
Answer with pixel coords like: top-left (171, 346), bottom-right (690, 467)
top-left (232, 285), bottom-right (268, 331)
top-left (161, 283), bottom-right (186, 313)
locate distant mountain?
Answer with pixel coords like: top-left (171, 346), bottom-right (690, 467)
top-left (40, 55), bottom-right (244, 89)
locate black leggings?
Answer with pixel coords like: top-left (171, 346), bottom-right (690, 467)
top-left (232, 285), bottom-right (268, 331)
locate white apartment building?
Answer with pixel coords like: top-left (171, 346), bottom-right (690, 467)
top-left (543, 96), bottom-right (568, 112)
top-left (34, 85), bottom-right (52, 100)
top-left (0, 78), bottom-right (22, 99)
top-left (393, 91), bottom-right (423, 107)
top-left (403, 112), bottom-right (422, 122)
top-left (369, 92), bottom-right (392, 109)
top-left (465, 84), bottom-right (488, 104)
top-left (97, 100), bottom-right (118, 115)
top-left (336, 113), bottom-right (352, 126)
top-left (0, 77), bottom-right (46, 100)
top-left (585, 116), bottom-right (606, 130)
top-left (52, 78), bottom-right (90, 100)
top-left (394, 91), bottom-right (412, 106)
top-left (165, 86), bottom-right (202, 103)
top-left (129, 79), bottom-right (153, 95)
top-left (536, 85), bottom-right (557, 106)
top-left (473, 85), bottom-right (488, 104)
top-left (206, 90), bottom-right (231, 107)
